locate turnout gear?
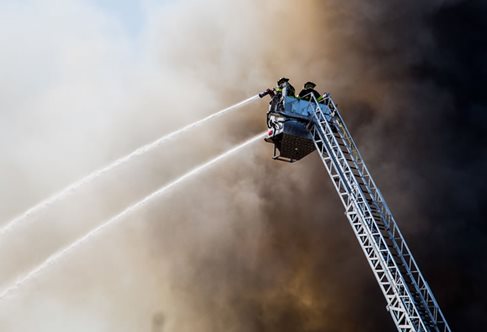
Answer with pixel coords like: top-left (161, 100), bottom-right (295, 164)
top-left (275, 78), bottom-right (296, 113)
top-left (259, 77), bottom-right (302, 115)
top-left (299, 81), bottom-right (321, 101)
top-left (276, 78), bottom-right (295, 98)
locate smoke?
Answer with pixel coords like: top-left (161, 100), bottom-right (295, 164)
top-left (0, 0), bottom-right (485, 331)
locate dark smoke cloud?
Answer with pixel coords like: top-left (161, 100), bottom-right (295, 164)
top-left (1, 0), bottom-right (485, 331)
top-left (322, 1), bottom-right (487, 329)
top-left (144, 0), bottom-right (487, 331)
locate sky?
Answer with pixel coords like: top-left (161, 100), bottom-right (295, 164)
top-left (0, 0), bottom-right (486, 331)
top-left (95, 0), bottom-right (145, 36)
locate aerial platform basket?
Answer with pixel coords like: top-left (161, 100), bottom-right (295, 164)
top-left (264, 96), bottom-right (332, 162)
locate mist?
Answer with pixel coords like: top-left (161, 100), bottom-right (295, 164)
top-left (0, 0), bottom-right (485, 331)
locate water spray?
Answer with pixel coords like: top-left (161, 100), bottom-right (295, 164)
top-left (0, 132), bottom-right (265, 300)
top-left (0, 95), bottom-right (259, 236)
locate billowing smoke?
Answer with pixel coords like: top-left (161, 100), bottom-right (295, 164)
top-left (0, 0), bottom-right (485, 331)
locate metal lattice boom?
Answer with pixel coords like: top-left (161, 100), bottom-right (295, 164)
top-left (309, 95), bottom-right (451, 332)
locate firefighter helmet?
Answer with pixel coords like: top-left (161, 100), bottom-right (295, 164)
top-left (304, 81), bottom-right (316, 89)
top-left (277, 77), bottom-right (290, 85)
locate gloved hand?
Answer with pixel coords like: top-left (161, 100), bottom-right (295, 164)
top-left (259, 88), bottom-right (274, 98)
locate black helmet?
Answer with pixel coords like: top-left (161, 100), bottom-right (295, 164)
top-left (277, 77), bottom-right (289, 85)
top-left (304, 81), bottom-right (316, 89)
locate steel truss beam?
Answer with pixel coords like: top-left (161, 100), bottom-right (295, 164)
top-left (308, 95), bottom-right (451, 332)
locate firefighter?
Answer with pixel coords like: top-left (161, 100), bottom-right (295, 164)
top-left (298, 81), bottom-right (321, 101)
top-left (258, 77), bottom-right (296, 99)
top-left (276, 77), bottom-right (296, 98)
top-left (259, 77), bottom-right (296, 114)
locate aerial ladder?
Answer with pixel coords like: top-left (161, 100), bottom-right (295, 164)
top-left (259, 84), bottom-right (451, 332)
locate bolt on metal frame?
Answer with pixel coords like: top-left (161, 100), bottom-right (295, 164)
top-left (307, 94), bottom-right (451, 332)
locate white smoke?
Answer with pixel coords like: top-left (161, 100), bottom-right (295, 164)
top-left (0, 1), bottom-right (271, 331)
top-left (0, 0), bottom-right (356, 331)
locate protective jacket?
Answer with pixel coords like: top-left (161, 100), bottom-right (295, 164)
top-left (298, 88), bottom-right (321, 101)
top-left (276, 82), bottom-right (296, 98)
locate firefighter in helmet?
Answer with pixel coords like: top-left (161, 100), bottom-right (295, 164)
top-left (298, 81), bottom-right (321, 101)
top-left (259, 77), bottom-right (296, 113)
top-left (258, 77), bottom-right (296, 99)
top-left (276, 77), bottom-right (296, 98)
